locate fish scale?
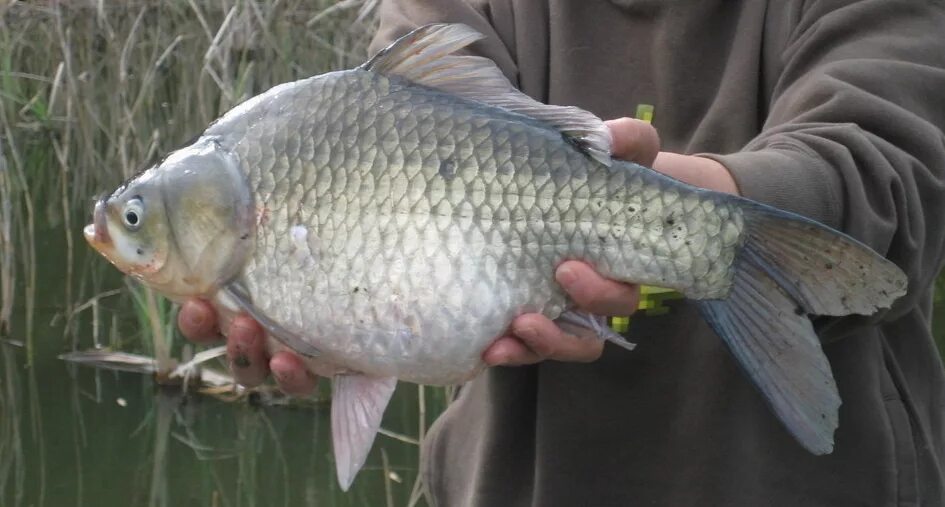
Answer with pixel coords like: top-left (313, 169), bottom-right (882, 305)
top-left (204, 69), bottom-right (740, 383)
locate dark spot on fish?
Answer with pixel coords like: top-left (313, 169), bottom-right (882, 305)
top-left (240, 233), bottom-right (249, 240)
top-left (439, 159), bottom-right (456, 180)
top-left (794, 306), bottom-right (804, 316)
top-left (136, 248), bottom-right (144, 255)
top-left (353, 286), bottom-right (360, 293)
top-left (627, 206), bottom-right (636, 212)
top-left (233, 354), bottom-right (251, 368)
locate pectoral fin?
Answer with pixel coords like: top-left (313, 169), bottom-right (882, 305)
top-left (331, 374), bottom-right (397, 491)
top-left (221, 283), bottom-right (321, 358)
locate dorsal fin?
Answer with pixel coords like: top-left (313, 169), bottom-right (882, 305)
top-left (361, 24), bottom-right (613, 165)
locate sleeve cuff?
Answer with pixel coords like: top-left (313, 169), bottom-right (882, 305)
top-left (699, 144), bottom-right (844, 230)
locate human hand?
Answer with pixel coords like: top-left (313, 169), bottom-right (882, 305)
top-left (603, 117), bottom-right (740, 195)
top-left (482, 261), bottom-right (641, 365)
top-left (178, 300), bottom-right (317, 395)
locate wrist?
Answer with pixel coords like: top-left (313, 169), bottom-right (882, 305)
top-left (652, 152), bottom-right (740, 195)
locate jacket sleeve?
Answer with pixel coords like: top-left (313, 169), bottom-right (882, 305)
top-left (706, 0), bottom-right (945, 318)
top-left (369, 0), bottom-right (519, 84)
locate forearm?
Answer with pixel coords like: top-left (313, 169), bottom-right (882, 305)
top-left (702, 1), bottom-right (945, 318)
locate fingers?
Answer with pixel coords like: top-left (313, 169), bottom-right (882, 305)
top-left (178, 299), bottom-right (317, 395)
top-left (178, 299), bottom-right (220, 343)
top-left (605, 117), bottom-right (660, 166)
top-left (556, 261), bottom-right (641, 316)
top-left (482, 336), bottom-right (542, 366)
top-left (483, 314), bottom-right (604, 366)
top-left (226, 315), bottom-right (270, 387)
top-left (226, 319), bottom-right (318, 394)
top-left (512, 313), bottom-right (604, 362)
top-left (270, 351), bottom-right (318, 396)
top-left (484, 261), bottom-right (639, 367)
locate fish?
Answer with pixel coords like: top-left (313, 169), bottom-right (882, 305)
top-left (84, 24), bottom-right (908, 490)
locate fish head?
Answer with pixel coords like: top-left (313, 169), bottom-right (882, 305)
top-left (85, 168), bottom-right (173, 282)
top-left (85, 137), bottom-right (254, 298)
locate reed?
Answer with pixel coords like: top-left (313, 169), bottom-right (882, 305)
top-left (0, 0), bottom-right (378, 357)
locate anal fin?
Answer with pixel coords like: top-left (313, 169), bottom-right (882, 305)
top-left (555, 310), bottom-right (636, 351)
top-left (331, 374), bottom-right (397, 491)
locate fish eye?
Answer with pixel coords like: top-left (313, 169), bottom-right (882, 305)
top-left (122, 197), bottom-right (144, 231)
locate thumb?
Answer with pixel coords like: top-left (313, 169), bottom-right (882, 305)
top-left (604, 117), bottom-right (660, 166)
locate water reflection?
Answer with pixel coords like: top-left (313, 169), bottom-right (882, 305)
top-left (0, 313), bottom-right (433, 507)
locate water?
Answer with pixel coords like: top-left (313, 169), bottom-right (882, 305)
top-left (1, 318), bottom-right (437, 507)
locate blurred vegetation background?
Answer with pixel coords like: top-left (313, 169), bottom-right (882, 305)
top-left (0, 1), bottom-right (943, 506)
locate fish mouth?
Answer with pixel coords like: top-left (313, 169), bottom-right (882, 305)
top-left (84, 199), bottom-right (111, 250)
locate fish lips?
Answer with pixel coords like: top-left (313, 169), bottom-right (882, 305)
top-left (84, 199), bottom-right (111, 250)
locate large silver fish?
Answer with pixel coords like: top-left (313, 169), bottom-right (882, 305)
top-left (84, 24), bottom-right (907, 489)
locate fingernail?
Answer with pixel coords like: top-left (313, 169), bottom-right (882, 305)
top-left (484, 349), bottom-right (506, 366)
top-left (516, 325), bottom-right (538, 341)
top-left (557, 265), bottom-right (577, 289)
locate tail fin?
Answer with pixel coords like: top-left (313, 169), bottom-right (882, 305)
top-left (698, 203), bottom-right (907, 454)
